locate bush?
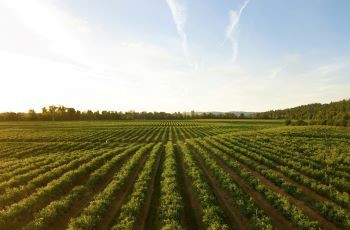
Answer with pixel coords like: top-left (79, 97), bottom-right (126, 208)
top-left (285, 120), bottom-right (292, 126)
top-left (327, 120), bottom-right (335, 126)
top-left (337, 119), bottom-right (348, 127)
top-left (294, 120), bottom-right (308, 126)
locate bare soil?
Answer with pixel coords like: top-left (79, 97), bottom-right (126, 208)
top-left (134, 146), bottom-right (163, 230)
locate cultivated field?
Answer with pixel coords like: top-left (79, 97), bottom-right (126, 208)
top-left (0, 120), bottom-right (349, 230)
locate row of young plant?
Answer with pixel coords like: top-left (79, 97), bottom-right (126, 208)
top-left (168, 127), bottom-right (174, 141)
top-left (135, 127), bottom-right (158, 142)
top-left (0, 141), bottom-right (31, 153)
top-left (152, 127), bottom-right (163, 143)
top-left (225, 137), bottom-right (350, 208)
top-left (122, 127), bottom-right (147, 142)
top-left (0, 146), bottom-right (127, 230)
top-left (109, 143), bottom-right (162, 230)
top-left (75, 129), bottom-right (121, 142)
top-left (0, 141), bottom-right (81, 162)
top-left (209, 137), bottom-right (350, 229)
top-left (186, 126), bottom-right (211, 138)
top-left (178, 142), bottom-right (229, 230)
top-left (113, 128), bottom-right (142, 142)
top-left (200, 138), bottom-right (321, 230)
top-left (23, 144), bottom-right (141, 230)
top-left (238, 135), bottom-right (350, 192)
top-left (172, 127), bottom-right (182, 140)
top-left (250, 136), bottom-right (331, 169)
top-left (157, 142), bottom-right (183, 229)
top-left (182, 127), bottom-right (199, 138)
top-left (0, 137), bottom-right (115, 176)
top-left (183, 127), bottom-right (203, 138)
top-left (66, 143), bottom-right (154, 230)
top-left (146, 127), bottom-right (164, 142)
top-left (0, 150), bottom-right (82, 192)
top-left (92, 129), bottom-right (130, 143)
top-left (193, 126), bottom-right (216, 137)
top-left (256, 136), bottom-right (350, 178)
top-left (126, 128), bottom-right (155, 143)
top-left (181, 126), bottom-right (200, 139)
top-left (160, 127), bottom-right (169, 142)
top-left (241, 136), bottom-right (350, 191)
top-left (187, 139), bottom-right (274, 230)
top-left (0, 146), bottom-right (121, 209)
top-left (105, 128), bottom-right (140, 143)
top-left (0, 142), bottom-right (36, 158)
top-left (0, 153), bottom-right (62, 182)
top-left (129, 127), bottom-right (158, 141)
top-left (0, 134), bottom-right (117, 172)
top-left (177, 127), bottom-right (192, 139)
top-left (6, 138), bottom-right (97, 159)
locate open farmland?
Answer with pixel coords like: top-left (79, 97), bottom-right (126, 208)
top-left (0, 120), bottom-right (349, 230)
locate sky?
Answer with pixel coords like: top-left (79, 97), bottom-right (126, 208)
top-left (1, 0), bottom-right (350, 113)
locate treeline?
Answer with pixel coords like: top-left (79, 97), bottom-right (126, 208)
top-left (285, 119), bottom-right (349, 127)
top-left (0, 105), bottom-right (243, 121)
top-left (255, 99), bottom-right (350, 120)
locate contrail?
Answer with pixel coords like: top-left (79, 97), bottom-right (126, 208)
top-left (225, 0), bottom-right (250, 63)
top-left (166, 0), bottom-right (197, 69)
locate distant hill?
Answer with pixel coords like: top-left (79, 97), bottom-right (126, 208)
top-left (255, 98), bottom-right (350, 121)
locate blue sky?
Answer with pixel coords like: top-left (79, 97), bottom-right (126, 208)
top-left (0, 0), bottom-right (349, 112)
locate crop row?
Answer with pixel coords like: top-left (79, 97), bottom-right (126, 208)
top-left (110, 142), bottom-right (161, 229)
top-left (157, 142), bottom-right (183, 229)
top-left (224, 137), bottom-right (349, 209)
top-left (66, 143), bottom-right (153, 230)
top-left (0, 145), bottom-right (131, 229)
top-left (240, 136), bottom-right (350, 190)
top-left (209, 137), bottom-right (350, 229)
top-left (178, 142), bottom-right (229, 229)
top-left (199, 137), bottom-right (321, 230)
top-left (187, 139), bottom-right (274, 230)
top-left (23, 144), bottom-right (141, 230)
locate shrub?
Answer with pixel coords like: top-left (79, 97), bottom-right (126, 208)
top-left (285, 120), bottom-right (292, 126)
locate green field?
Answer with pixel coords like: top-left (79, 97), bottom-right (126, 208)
top-left (0, 120), bottom-right (349, 230)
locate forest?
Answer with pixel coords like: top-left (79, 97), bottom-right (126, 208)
top-left (1, 99), bottom-right (350, 126)
top-left (255, 99), bottom-right (350, 120)
top-left (0, 106), bottom-right (241, 121)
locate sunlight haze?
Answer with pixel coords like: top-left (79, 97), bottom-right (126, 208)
top-left (1, 0), bottom-right (350, 112)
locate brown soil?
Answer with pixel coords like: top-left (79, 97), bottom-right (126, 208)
top-left (201, 145), bottom-right (297, 230)
top-left (97, 150), bottom-right (151, 230)
top-left (11, 150), bottom-right (119, 230)
top-left (213, 141), bottom-right (341, 230)
top-left (175, 145), bottom-right (206, 230)
top-left (231, 139), bottom-right (345, 206)
top-left (49, 151), bottom-right (134, 230)
top-left (134, 146), bottom-right (163, 230)
top-left (189, 146), bottom-right (250, 230)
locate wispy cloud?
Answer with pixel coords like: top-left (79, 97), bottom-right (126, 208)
top-left (225, 0), bottom-right (250, 62)
top-left (166, 0), bottom-right (197, 69)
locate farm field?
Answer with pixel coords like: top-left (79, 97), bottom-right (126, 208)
top-left (0, 120), bottom-right (349, 230)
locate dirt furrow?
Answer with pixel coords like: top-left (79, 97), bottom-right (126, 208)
top-left (175, 144), bottom-right (205, 230)
top-left (215, 144), bottom-right (340, 230)
top-left (134, 145), bottom-right (163, 230)
top-left (204, 148), bottom-right (297, 230)
top-left (189, 146), bottom-right (249, 230)
top-left (50, 151), bottom-right (134, 230)
top-left (97, 150), bottom-right (151, 230)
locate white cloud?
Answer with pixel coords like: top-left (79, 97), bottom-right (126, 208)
top-left (165, 0), bottom-right (197, 69)
top-left (225, 0), bottom-right (250, 62)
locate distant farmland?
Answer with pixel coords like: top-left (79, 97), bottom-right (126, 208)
top-left (0, 120), bottom-right (349, 230)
